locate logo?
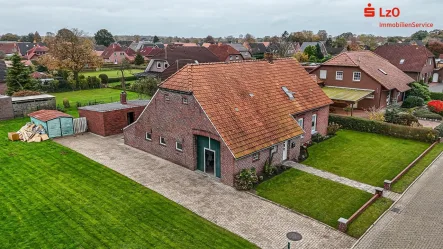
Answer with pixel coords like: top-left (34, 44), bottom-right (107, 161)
top-left (364, 3), bottom-right (400, 18)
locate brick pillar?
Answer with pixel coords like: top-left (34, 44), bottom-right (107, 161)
top-left (375, 187), bottom-right (384, 197)
top-left (338, 217), bottom-right (348, 232)
top-left (120, 91), bottom-right (127, 104)
top-left (384, 180), bottom-right (392, 191)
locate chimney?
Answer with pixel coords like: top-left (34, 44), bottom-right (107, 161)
top-left (120, 91), bottom-right (127, 104)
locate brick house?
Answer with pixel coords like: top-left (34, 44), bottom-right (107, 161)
top-left (207, 44), bottom-right (243, 62)
top-left (25, 45), bottom-right (49, 60)
top-left (101, 43), bottom-right (136, 64)
top-left (79, 94), bottom-right (149, 137)
top-left (124, 59), bottom-right (332, 186)
top-left (374, 44), bottom-right (436, 82)
top-left (311, 51), bottom-right (414, 111)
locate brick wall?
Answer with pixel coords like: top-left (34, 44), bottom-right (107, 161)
top-left (0, 83), bottom-right (6, 95)
top-left (79, 109), bottom-right (105, 136)
top-left (0, 96), bottom-right (13, 120)
top-left (294, 105), bottom-right (329, 143)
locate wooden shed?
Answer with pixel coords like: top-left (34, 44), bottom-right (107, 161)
top-left (28, 110), bottom-right (74, 138)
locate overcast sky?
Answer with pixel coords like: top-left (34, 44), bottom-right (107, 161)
top-left (0, 0), bottom-right (441, 38)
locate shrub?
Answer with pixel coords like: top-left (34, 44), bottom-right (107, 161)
top-left (413, 109), bottom-right (443, 120)
top-left (329, 114), bottom-right (438, 143)
top-left (428, 100), bottom-right (443, 114)
top-left (431, 92), bottom-right (443, 101)
top-left (99, 74), bottom-right (109, 85)
top-left (263, 160), bottom-right (277, 177)
top-left (408, 82), bottom-right (431, 101)
top-left (365, 106), bottom-right (385, 122)
top-left (397, 113), bottom-right (419, 126)
top-left (434, 123), bottom-right (443, 138)
top-left (401, 96), bottom-right (424, 108)
top-left (327, 122), bottom-right (341, 135)
top-left (107, 76), bottom-right (137, 83)
top-left (62, 98), bottom-right (70, 108)
top-left (234, 168), bottom-right (258, 190)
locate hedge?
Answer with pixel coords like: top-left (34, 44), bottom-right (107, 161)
top-left (413, 109), bottom-right (443, 121)
top-left (107, 76), bottom-right (137, 83)
top-left (431, 92), bottom-right (443, 101)
top-left (329, 114), bottom-right (438, 143)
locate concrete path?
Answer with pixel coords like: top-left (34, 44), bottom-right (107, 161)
top-left (56, 133), bottom-right (356, 249)
top-left (284, 162), bottom-right (401, 201)
top-left (353, 153), bottom-right (443, 249)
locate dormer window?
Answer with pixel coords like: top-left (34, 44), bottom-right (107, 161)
top-left (400, 59), bottom-right (405, 64)
top-left (157, 62), bottom-right (162, 69)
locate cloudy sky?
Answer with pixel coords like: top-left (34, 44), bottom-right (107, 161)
top-left (0, 0), bottom-right (441, 37)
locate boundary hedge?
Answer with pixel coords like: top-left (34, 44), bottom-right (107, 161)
top-left (431, 92), bottom-right (443, 101)
top-left (329, 114), bottom-right (438, 143)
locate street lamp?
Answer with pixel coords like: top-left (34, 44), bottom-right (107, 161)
top-left (286, 232), bottom-right (302, 249)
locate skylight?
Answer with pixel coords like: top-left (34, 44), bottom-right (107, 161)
top-left (400, 59), bottom-right (405, 64)
top-left (282, 86), bottom-right (294, 100)
top-left (378, 69), bottom-right (388, 75)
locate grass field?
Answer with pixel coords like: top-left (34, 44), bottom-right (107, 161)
top-left (303, 130), bottom-right (429, 187)
top-left (0, 118), bottom-right (256, 249)
top-left (255, 169), bottom-right (392, 238)
top-left (52, 88), bottom-right (147, 117)
top-left (391, 143), bottom-right (443, 193)
top-left (80, 69), bottom-right (144, 78)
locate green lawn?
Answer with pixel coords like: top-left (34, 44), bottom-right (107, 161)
top-left (52, 88), bottom-right (147, 117)
top-left (0, 118), bottom-right (256, 249)
top-left (391, 143), bottom-right (443, 193)
top-left (303, 130), bottom-right (430, 187)
top-left (255, 169), bottom-right (391, 238)
top-left (80, 69), bottom-right (144, 78)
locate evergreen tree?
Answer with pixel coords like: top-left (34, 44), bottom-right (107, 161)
top-left (134, 53), bottom-right (144, 65)
top-left (153, 35), bottom-right (159, 43)
top-left (315, 44), bottom-right (324, 60)
top-left (6, 53), bottom-right (33, 95)
top-left (94, 29), bottom-right (115, 46)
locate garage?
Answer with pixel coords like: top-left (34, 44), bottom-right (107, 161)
top-left (28, 110), bottom-right (74, 138)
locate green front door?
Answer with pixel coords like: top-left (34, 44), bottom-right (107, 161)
top-left (196, 136), bottom-right (221, 178)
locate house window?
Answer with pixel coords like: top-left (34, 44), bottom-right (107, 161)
top-left (157, 62), bottom-right (162, 69)
top-left (165, 63), bottom-right (169, 68)
top-left (311, 114), bottom-right (317, 133)
top-left (365, 92), bottom-right (375, 99)
top-left (114, 52), bottom-right (116, 56)
top-left (429, 58), bottom-right (433, 65)
top-left (165, 94), bottom-right (170, 101)
top-left (297, 118), bottom-right (304, 129)
top-left (145, 132), bottom-right (152, 141)
top-left (271, 145), bottom-right (277, 154)
top-left (160, 136), bottom-right (166, 145)
top-left (400, 59), bottom-right (405, 64)
top-left (182, 97), bottom-right (188, 104)
top-left (252, 152), bottom-right (260, 161)
top-left (335, 71), bottom-right (343, 80)
top-left (229, 55), bottom-right (233, 61)
top-left (353, 72), bottom-right (361, 82)
top-left (235, 55), bottom-right (239, 60)
top-left (176, 142), bottom-right (183, 151)
top-left (319, 70), bottom-right (327, 79)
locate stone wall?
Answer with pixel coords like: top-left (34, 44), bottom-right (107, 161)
top-left (12, 97), bottom-right (56, 117)
top-left (0, 95), bottom-right (13, 120)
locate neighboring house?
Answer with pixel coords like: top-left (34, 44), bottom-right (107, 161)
top-left (123, 59), bottom-right (332, 186)
top-left (0, 60), bottom-right (6, 95)
top-left (202, 43), bottom-right (212, 48)
top-left (0, 42), bottom-right (17, 57)
top-left (245, 42), bottom-right (267, 59)
top-left (228, 43), bottom-right (252, 59)
top-left (437, 54), bottom-right (443, 68)
top-left (207, 44), bottom-right (243, 62)
top-left (311, 51), bottom-right (414, 111)
top-left (172, 42), bottom-right (198, 47)
top-left (325, 46), bottom-right (347, 56)
top-left (374, 44), bottom-right (436, 82)
top-left (101, 43), bottom-right (136, 64)
top-left (26, 45), bottom-right (49, 60)
top-left (266, 42), bottom-right (297, 57)
top-left (300, 42), bottom-right (328, 57)
top-left (409, 40), bottom-right (425, 46)
top-left (261, 42), bottom-right (270, 48)
top-left (434, 68), bottom-right (443, 83)
top-left (16, 42), bottom-right (46, 57)
top-left (116, 40), bottom-right (133, 48)
top-left (94, 45), bottom-right (106, 56)
top-left (141, 46), bottom-right (221, 80)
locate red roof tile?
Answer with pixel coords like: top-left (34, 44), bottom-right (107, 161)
top-left (0, 43), bottom-right (17, 54)
top-left (374, 44), bottom-right (435, 73)
top-left (28, 110), bottom-right (72, 122)
top-left (101, 43), bottom-right (124, 59)
top-left (317, 51), bottom-right (414, 92)
top-left (207, 44), bottom-right (241, 61)
top-left (160, 59), bottom-right (332, 158)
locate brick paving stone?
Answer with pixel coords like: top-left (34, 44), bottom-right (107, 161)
top-left (284, 162), bottom-right (400, 201)
top-left (56, 133), bottom-right (356, 249)
top-left (353, 153), bottom-right (443, 249)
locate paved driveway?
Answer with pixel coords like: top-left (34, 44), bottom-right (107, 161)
top-left (56, 133), bottom-right (355, 249)
top-left (354, 153), bottom-right (443, 249)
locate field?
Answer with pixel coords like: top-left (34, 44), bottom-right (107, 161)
top-left (0, 118), bottom-right (256, 249)
top-left (80, 69), bottom-right (144, 78)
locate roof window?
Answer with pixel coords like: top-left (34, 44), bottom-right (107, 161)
top-left (400, 59), bottom-right (405, 64)
top-left (282, 86), bottom-right (294, 101)
top-left (378, 69), bottom-right (388, 75)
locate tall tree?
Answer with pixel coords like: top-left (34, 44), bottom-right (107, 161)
top-left (134, 53), bottom-right (144, 65)
top-left (317, 30), bottom-right (328, 41)
top-left (315, 44), bottom-right (324, 60)
top-left (153, 35), bottom-right (160, 43)
top-left (131, 76), bottom-right (159, 98)
top-left (427, 41), bottom-right (443, 57)
top-left (325, 37), bottom-right (333, 47)
top-left (243, 33), bottom-right (255, 43)
top-left (204, 35), bottom-right (215, 44)
top-left (411, 30), bottom-right (429, 41)
top-left (304, 45), bottom-right (317, 58)
top-left (94, 29), bottom-right (115, 46)
top-left (39, 28), bottom-right (103, 88)
top-left (0, 33), bottom-right (20, 41)
top-left (34, 31), bottom-right (42, 43)
top-left (117, 59), bottom-right (132, 92)
top-left (337, 32), bottom-right (354, 40)
top-left (6, 53), bottom-right (33, 95)
top-left (333, 37), bottom-right (347, 48)
top-left (358, 34), bottom-right (378, 50)
top-left (20, 33), bottom-right (34, 42)
top-left (293, 52), bottom-right (309, 62)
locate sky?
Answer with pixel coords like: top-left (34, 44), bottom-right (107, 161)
top-left (0, 0), bottom-right (441, 38)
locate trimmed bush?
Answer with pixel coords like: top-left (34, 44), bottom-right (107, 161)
top-left (98, 74), bottom-right (109, 85)
top-left (408, 82), bottom-right (431, 101)
top-left (428, 100), bottom-right (443, 114)
top-left (329, 114), bottom-right (438, 143)
top-left (430, 92), bottom-right (443, 101)
top-left (327, 122), bottom-right (341, 135)
top-left (401, 96), bottom-right (424, 108)
top-left (414, 109), bottom-right (443, 121)
top-left (434, 123), bottom-right (443, 138)
top-left (107, 76), bottom-right (137, 83)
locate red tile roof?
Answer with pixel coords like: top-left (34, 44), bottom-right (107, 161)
top-left (0, 43), bottom-right (17, 54)
top-left (124, 47), bottom-right (136, 56)
top-left (317, 51), bottom-right (413, 92)
top-left (374, 44), bottom-right (435, 73)
top-left (101, 43), bottom-right (124, 59)
top-left (28, 110), bottom-right (72, 122)
top-left (139, 47), bottom-right (154, 56)
top-left (160, 59), bottom-right (332, 158)
top-left (207, 44), bottom-right (241, 61)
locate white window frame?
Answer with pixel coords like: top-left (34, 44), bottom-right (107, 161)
top-left (160, 136), bottom-right (166, 145)
top-left (319, 70), bottom-right (327, 79)
top-left (176, 141), bottom-right (183, 151)
top-left (353, 72), bottom-right (361, 82)
top-left (311, 114), bottom-right (317, 133)
top-left (157, 62), bottom-right (162, 69)
top-left (145, 132), bottom-right (152, 141)
top-left (429, 58), bottom-right (432, 65)
top-left (252, 152), bottom-right (260, 161)
top-left (365, 92), bottom-right (375, 99)
top-left (235, 55), bottom-right (239, 60)
top-left (297, 118), bottom-right (304, 129)
top-left (165, 94), bottom-right (170, 101)
top-left (335, 71), bottom-right (343, 80)
top-left (182, 97), bottom-right (188, 104)
top-left (229, 55), bottom-right (233, 61)
top-left (400, 59), bottom-right (405, 64)
top-left (271, 145), bottom-right (277, 154)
